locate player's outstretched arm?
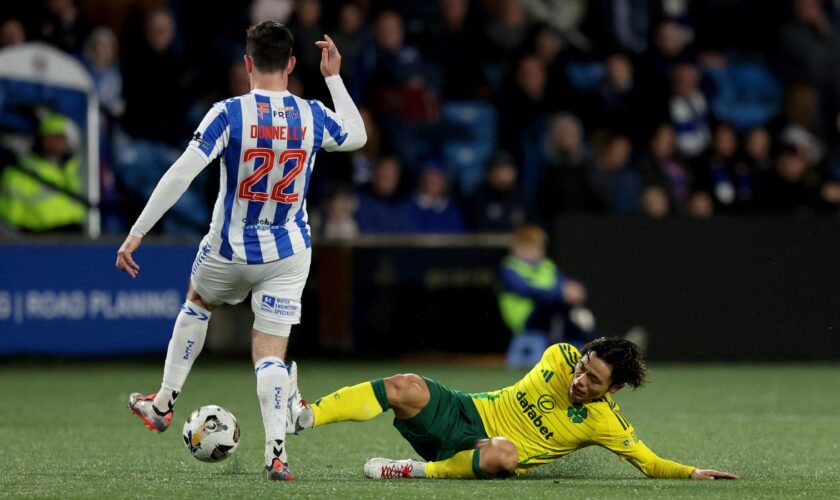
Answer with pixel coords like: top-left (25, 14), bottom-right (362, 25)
top-left (690, 468), bottom-right (739, 480)
top-left (115, 149), bottom-right (209, 278)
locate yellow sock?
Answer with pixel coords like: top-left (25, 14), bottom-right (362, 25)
top-left (311, 379), bottom-right (389, 427)
top-left (424, 449), bottom-right (486, 479)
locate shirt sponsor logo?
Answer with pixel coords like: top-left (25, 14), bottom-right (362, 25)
top-left (273, 107), bottom-right (300, 119)
top-left (261, 295), bottom-right (299, 317)
top-left (516, 391), bottom-right (555, 440)
top-left (537, 394), bottom-right (556, 413)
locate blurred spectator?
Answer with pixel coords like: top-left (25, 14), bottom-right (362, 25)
top-left (406, 163), bottom-right (465, 233)
top-left (698, 123), bottom-right (756, 211)
top-left (744, 127), bottom-right (772, 173)
top-left (669, 62), bottom-right (711, 160)
top-left (586, 0), bottom-right (661, 55)
top-left (485, 0), bottom-right (533, 78)
top-left (0, 114), bottom-right (86, 232)
top-left (779, 0), bottom-right (840, 133)
top-left (533, 27), bottom-right (574, 110)
top-left (291, 0), bottom-right (326, 99)
top-left (536, 113), bottom-right (601, 220)
top-left (498, 225), bottom-right (593, 368)
top-left (589, 133), bottom-right (641, 215)
top-left (640, 185), bottom-right (670, 218)
top-left (645, 20), bottom-right (692, 83)
top-left (83, 28), bottom-right (124, 119)
top-left (350, 107), bottom-right (380, 184)
top-left (38, 0), bottom-right (91, 55)
top-left (355, 10), bottom-right (440, 171)
top-left (331, 2), bottom-right (370, 83)
top-left (466, 152), bottom-right (526, 232)
top-left (251, 0), bottom-right (296, 25)
top-left (499, 55), bottom-right (548, 195)
top-left (227, 60), bottom-right (251, 96)
top-left (423, 0), bottom-right (491, 100)
top-left (591, 53), bottom-right (656, 139)
top-left (1, 18), bottom-right (26, 48)
top-left (638, 124), bottom-right (691, 214)
top-left (757, 143), bottom-right (823, 213)
top-left (122, 8), bottom-right (188, 146)
top-left (355, 156), bottom-right (410, 234)
top-left (322, 184), bottom-right (359, 240)
top-left (522, 0), bottom-right (590, 51)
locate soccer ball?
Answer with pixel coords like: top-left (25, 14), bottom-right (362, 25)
top-left (182, 405), bottom-right (240, 462)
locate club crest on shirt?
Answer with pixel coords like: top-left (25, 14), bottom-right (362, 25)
top-left (567, 402), bottom-right (589, 423)
top-left (257, 101), bottom-right (271, 120)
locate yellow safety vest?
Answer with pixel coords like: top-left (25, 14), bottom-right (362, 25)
top-left (0, 155), bottom-right (87, 231)
top-left (498, 257), bottom-right (559, 334)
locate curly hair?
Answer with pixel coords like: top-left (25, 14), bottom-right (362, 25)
top-left (580, 337), bottom-right (648, 388)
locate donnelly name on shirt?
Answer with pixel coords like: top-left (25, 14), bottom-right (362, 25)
top-left (250, 125), bottom-right (307, 141)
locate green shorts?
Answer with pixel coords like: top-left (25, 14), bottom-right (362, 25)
top-left (393, 377), bottom-right (488, 462)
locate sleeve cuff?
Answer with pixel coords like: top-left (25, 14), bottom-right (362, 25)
top-left (324, 75), bottom-right (342, 84)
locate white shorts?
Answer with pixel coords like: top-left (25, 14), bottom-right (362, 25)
top-left (189, 241), bottom-right (311, 337)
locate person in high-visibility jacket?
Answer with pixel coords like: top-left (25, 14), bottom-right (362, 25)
top-left (498, 225), bottom-right (595, 368)
top-left (0, 114), bottom-right (86, 232)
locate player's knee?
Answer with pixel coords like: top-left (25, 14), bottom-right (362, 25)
top-left (186, 288), bottom-right (214, 311)
top-left (479, 437), bottom-right (518, 476)
top-left (383, 374), bottom-right (427, 408)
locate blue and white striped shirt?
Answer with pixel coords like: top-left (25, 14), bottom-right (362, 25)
top-left (187, 87), bottom-right (360, 264)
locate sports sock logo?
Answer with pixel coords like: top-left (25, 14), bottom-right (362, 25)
top-left (274, 386), bottom-right (283, 409)
top-left (183, 340), bottom-right (195, 360)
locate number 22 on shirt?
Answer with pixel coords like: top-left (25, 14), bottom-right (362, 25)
top-left (237, 147), bottom-right (306, 203)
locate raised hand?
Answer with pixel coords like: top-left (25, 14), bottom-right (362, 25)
top-left (315, 34), bottom-right (341, 77)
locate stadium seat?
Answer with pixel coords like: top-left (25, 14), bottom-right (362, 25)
top-left (113, 135), bottom-right (209, 234)
top-left (705, 60), bottom-right (782, 131)
top-left (564, 61), bottom-right (606, 93)
top-left (441, 101), bottom-right (498, 194)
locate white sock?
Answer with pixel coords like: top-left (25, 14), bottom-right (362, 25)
top-left (152, 301), bottom-right (210, 413)
top-left (255, 356), bottom-right (290, 465)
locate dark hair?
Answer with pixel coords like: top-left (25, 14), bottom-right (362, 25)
top-left (246, 21), bottom-right (294, 73)
top-left (580, 337), bottom-right (647, 388)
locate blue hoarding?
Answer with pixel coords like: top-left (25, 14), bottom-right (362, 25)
top-left (0, 243), bottom-right (195, 356)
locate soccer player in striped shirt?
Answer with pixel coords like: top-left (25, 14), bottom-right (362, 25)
top-left (116, 22), bottom-right (366, 480)
top-left (288, 338), bottom-right (739, 481)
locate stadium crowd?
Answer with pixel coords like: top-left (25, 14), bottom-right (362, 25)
top-left (3, 0), bottom-right (840, 236)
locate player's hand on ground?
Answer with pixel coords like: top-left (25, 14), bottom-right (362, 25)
top-left (315, 34), bottom-right (341, 77)
top-left (690, 468), bottom-right (739, 480)
top-left (116, 235), bottom-right (142, 278)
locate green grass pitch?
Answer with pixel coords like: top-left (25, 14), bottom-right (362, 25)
top-left (1, 360), bottom-right (839, 498)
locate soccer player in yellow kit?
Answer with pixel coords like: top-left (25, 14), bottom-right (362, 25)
top-left (287, 337), bottom-right (738, 480)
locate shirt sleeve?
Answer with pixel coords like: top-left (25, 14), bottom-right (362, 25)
top-left (499, 265), bottom-right (565, 303)
top-left (319, 75), bottom-right (367, 152)
top-left (128, 148), bottom-right (209, 238)
top-left (594, 411), bottom-right (696, 479)
top-left (186, 102), bottom-right (230, 162)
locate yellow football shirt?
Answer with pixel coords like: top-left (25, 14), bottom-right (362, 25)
top-left (470, 343), bottom-right (695, 478)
